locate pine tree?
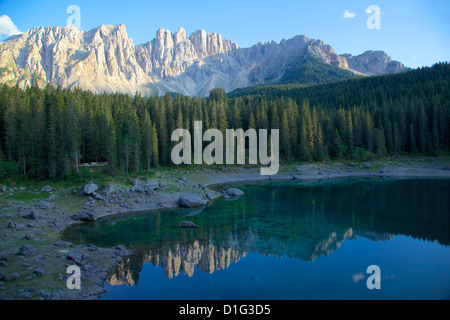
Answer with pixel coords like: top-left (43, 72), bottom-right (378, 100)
top-left (151, 123), bottom-right (159, 168)
top-left (141, 111), bottom-right (153, 171)
top-left (281, 110), bottom-right (292, 158)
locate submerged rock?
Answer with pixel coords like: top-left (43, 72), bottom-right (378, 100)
top-left (178, 221), bottom-right (199, 228)
top-left (178, 194), bottom-right (207, 208)
top-left (225, 188), bottom-right (244, 197)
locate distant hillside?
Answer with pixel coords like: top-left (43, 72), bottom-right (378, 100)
top-left (228, 62), bottom-right (450, 110)
top-left (278, 56), bottom-right (360, 85)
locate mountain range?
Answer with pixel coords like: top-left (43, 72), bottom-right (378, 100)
top-left (0, 24), bottom-right (409, 97)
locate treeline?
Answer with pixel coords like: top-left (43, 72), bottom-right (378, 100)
top-left (0, 62), bottom-right (449, 180)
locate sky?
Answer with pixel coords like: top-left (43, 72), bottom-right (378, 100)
top-left (0, 0), bottom-right (448, 68)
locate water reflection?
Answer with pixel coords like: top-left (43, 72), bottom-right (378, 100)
top-left (63, 178), bottom-right (450, 288)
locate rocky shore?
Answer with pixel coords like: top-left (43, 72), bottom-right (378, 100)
top-left (1, 158), bottom-right (449, 300)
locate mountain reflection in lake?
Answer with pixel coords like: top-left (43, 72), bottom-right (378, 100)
top-left (63, 178), bottom-right (450, 300)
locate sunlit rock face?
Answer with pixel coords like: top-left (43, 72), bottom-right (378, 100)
top-left (0, 24), bottom-right (408, 97)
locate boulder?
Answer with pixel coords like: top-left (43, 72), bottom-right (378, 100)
top-left (131, 179), bottom-right (142, 187)
top-left (34, 268), bottom-right (45, 276)
top-left (144, 180), bottom-right (160, 191)
top-left (67, 252), bottom-right (84, 266)
top-left (101, 186), bottom-right (115, 196)
top-left (18, 245), bottom-right (38, 257)
top-left (225, 188), bottom-right (244, 197)
top-left (178, 194), bottom-right (207, 208)
top-left (0, 252), bottom-right (14, 262)
top-left (36, 200), bottom-right (53, 210)
top-left (0, 272), bottom-right (20, 282)
top-left (83, 181), bottom-right (99, 196)
top-left (130, 186), bottom-right (144, 193)
top-left (72, 210), bottom-right (97, 222)
top-left (22, 211), bottom-right (38, 220)
top-left (8, 221), bottom-right (24, 231)
top-left (41, 186), bottom-right (53, 193)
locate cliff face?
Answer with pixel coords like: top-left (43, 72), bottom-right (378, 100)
top-left (342, 50), bottom-right (409, 75)
top-left (0, 24), bottom-right (409, 97)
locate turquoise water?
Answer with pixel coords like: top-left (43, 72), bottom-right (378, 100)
top-left (63, 178), bottom-right (450, 300)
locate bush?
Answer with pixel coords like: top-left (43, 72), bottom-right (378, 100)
top-left (0, 161), bottom-right (19, 179)
top-left (356, 148), bottom-right (377, 162)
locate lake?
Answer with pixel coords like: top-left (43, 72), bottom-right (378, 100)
top-left (63, 178), bottom-right (450, 300)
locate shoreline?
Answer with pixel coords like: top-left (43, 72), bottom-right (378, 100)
top-left (1, 159), bottom-right (450, 300)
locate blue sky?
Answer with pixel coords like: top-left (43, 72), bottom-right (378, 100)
top-left (0, 0), bottom-right (448, 68)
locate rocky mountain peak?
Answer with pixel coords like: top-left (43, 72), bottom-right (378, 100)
top-left (0, 23), bottom-right (409, 97)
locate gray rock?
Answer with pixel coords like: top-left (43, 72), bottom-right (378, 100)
top-left (0, 252), bottom-right (13, 262)
top-left (34, 268), bottom-right (44, 276)
top-left (72, 209), bottom-right (97, 222)
top-left (178, 221), bottom-right (199, 228)
top-left (0, 272), bottom-right (20, 282)
top-left (225, 188), bottom-right (244, 197)
top-left (24, 234), bottom-right (34, 241)
top-left (179, 176), bottom-right (187, 182)
top-left (93, 193), bottom-right (104, 200)
top-left (131, 179), bottom-right (142, 187)
top-left (101, 186), bottom-right (115, 196)
top-left (18, 291), bottom-right (32, 299)
top-left (22, 211), bottom-right (38, 220)
top-left (1, 186), bottom-right (6, 193)
top-left (144, 180), bottom-right (160, 191)
top-left (8, 221), bottom-right (24, 231)
top-left (206, 193), bottom-right (215, 200)
top-left (18, 245), bottom-right (38, 257)
top-left (67, 252), bottom-right (84, 266)
top-left (53, 240), bottom-right (73, 247)
top-left (178, 194), bottom-right (207, 208)
top-left (41, 186), bottom-right (53, 193)
top-left (36, 200), bottom-right (53, 210)
top-left (87, 244), bottom-right (97, 252)
top-left (83, 181), bottom-right (100, 196)
top-left (130, 186), bottom-right (144, 193)
top-left (364, 164), bottom-right (372, 169)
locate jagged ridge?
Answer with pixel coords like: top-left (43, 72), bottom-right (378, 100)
top-left (0, 24), bottom-right (409, 97)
